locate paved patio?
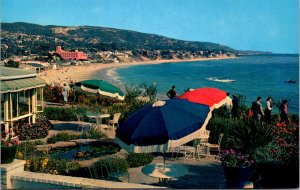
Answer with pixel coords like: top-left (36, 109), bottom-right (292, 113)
top-left (126, 155), bottom-right (225, 189)
top-left (49, 120), bottom-right (226, 188)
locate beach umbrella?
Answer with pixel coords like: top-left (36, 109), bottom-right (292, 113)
top-left (179, 87), bottom-right (228, 110)
top-left (114, 99), bottom-right (212, 161)
top-left (75, 79), bottom-right (125, 100)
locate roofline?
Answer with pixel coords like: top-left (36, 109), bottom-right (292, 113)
top-left (0, 83), bottom-right (46, 93)
top-left (0, 74), bottom-right (37, 81)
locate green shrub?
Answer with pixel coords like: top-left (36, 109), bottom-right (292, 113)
top-left (125, 153), bottom-right (154, 167)
top-left (43, 107), bottom-right (78, 121)
top-left (206, 117), bottom-right (229, 143)
top-left (225, 119), bottom-right (275, 154)
top-left (47, 129), bottom-right (105, 144)
top-left (85, 128), bottom-right (106, 139)
top-left (93, 157), bottom-right (129, 178)
top-left (47, 132), bottom-right (81, 144)
top-left (25, 157), bottom-right (81, 176)
top-left (43, 85), bottom-right (62, 103)
top-left (289, 113), bottom-right (299, 123)
top-left (253, 142), bottom-right (282, 165)
top-left (17, 141), bottom-right (44, 160)
top-left (140, 83), bottom-right (157, 103)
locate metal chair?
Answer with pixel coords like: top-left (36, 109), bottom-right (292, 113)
top-left (171, 130), bottom-right (211, 160)
top-left (195, 130), bottom-right (211, 158)
top-left (171, 144), bottom-right (197, 161)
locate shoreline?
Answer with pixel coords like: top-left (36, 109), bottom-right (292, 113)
top-left (39, 56), bottom-right (236, 85)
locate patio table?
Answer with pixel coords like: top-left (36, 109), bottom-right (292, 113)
top-left (142, 163), bottom-right (188, 185)
top-left (86, 112), bottom-right (110, 125)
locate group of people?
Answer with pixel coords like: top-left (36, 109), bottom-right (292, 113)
top-left (166, 85), bottom-right (290, 124)
top-left (250, 96), bottom-right (289, 123)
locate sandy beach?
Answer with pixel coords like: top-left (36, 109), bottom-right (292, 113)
top-left (39, 56), bottom-right (236, 86)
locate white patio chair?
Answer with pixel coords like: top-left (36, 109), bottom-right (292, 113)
top-left (195, 130), bottom-right (211, 158)
top-left (171, 144), bottom-right (196, 161)
top-left (206, 133), bottom-right (224, 157)
top-left (107, 113), bottom-right (121, 131)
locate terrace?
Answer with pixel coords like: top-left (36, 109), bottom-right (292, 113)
top-left (1, 81), bottom-right (298, 189)
top-left (1, 120), bottom-right (226, 189)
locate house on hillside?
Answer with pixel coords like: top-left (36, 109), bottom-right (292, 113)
top-left (0, 66), bottom-right (46, 132)
top-left (55, 46), bottom-right (88, 61)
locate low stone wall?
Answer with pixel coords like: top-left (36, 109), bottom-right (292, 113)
top-left (1, 159), bottom-right (26, 189)
top-left (1, 159), bottom-right (163, 189)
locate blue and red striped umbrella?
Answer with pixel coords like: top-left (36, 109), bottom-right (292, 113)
top-left (179, 87), bottom-right (228, 110)
top-left (114, 99), bottom-right (211, 153)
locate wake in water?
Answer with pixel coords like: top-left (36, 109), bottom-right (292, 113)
top-left (206, 77), bottom-right (236, 83)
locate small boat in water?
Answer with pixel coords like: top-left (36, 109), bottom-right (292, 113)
top-left (206, 77), bottom-right (235, 83)
top-left (285, 80), bottom-right (296, 83)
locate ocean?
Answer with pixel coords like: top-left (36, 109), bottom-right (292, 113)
top-left (93, 54), bottom-right (299, 114)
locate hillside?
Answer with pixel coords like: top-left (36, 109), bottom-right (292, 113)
top-left (1, 22), bottom-right (236, 61)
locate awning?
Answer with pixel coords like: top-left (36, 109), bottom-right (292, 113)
top-left (0, 66), bottom-right (46, 93)
top-left (1, 77), bottom-right (46, 93)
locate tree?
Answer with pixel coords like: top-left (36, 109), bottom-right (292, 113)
top-left (141, 83), bottom-right (157, 103)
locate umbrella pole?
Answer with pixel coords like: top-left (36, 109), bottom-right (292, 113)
top-left (163, 150), bottom-right (166, 168)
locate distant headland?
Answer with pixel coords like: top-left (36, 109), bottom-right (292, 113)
top-left (1, 22), bottom-right (270, 65)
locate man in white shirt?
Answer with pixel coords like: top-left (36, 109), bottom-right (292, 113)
top-left (224, 92), bottom-right (233, 118)
top-left (62, 83), bottom-right (70, 104)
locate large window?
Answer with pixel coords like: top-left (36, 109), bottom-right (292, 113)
top-left (19, 90), bottom-right (31, 116)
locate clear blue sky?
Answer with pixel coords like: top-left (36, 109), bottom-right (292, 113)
top-left (1, 0), bottom-right (299, 53)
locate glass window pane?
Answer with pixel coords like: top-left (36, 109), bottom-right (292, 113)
top-left (37, 87), bottom-right (43, 112)
top-left (19, 90), bottom-right (30, 115)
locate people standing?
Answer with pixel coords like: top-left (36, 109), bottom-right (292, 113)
top-left (231, 94), bottom-right (239, 119)
top-left (166, 85), bottom-right (178, 99)
top-left (264, 96), bottom-right (273, 124)
top-left (62, 83), bottom-right (70, 105)
top-left (279, 99), bottom-right (289, 123)
top-left (251, 97), bottom-right (264, 120)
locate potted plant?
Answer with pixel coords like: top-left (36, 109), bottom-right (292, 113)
top-left (1, 129), bottom-right (20, 164)
top-left (220, 149), bottom-right (254, 188)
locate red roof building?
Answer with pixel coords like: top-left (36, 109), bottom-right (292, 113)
top-left (55, 46), bottom-right (88, 60)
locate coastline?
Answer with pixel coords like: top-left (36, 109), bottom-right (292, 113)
top-left (39, 56), bottom-right (236, 85)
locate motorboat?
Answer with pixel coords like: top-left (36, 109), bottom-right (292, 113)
top-left (285, 80), bottom-right (296, 83)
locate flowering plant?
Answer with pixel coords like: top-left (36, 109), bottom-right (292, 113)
top-left (269, 122), bottom-right (299, 165)
top-left (1, 138), bottom-right (19, 146)
top-left (220, 149), bottom-right (254, 168)
top-left (1, 129), bottom-right (20, 147)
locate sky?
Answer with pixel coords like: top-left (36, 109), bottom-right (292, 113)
top-left (1, 0), bottom-right (299, 53)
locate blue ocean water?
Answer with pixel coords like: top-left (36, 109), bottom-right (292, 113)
top-left (93, 54), bottom-right (299, 114)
